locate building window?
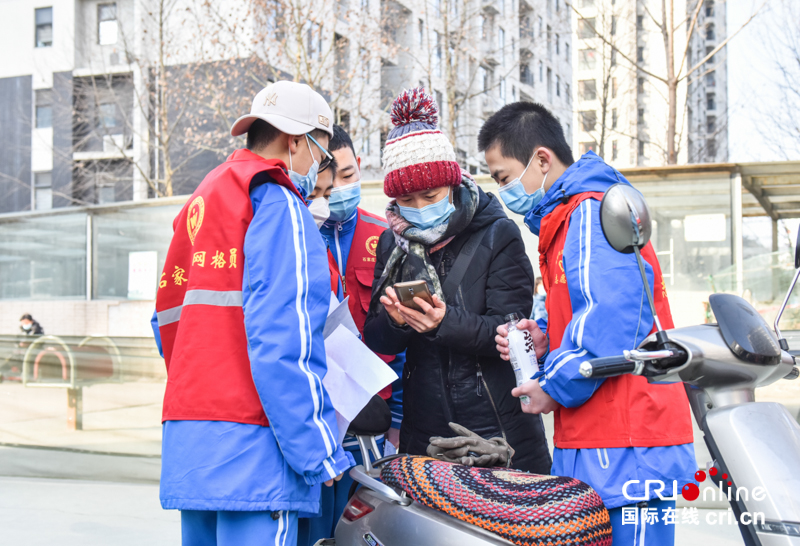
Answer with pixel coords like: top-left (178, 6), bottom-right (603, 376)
top-left (580, 110), bottom-right (597, 131)
top-left (579, 141), bottom-right (597, 154)
top-left (638, 140), bottom-right (645, 156)
top-left (578, 18), bottom-right (596, 39)
top-left (556, 75), bottom-right (560, 97)
top-left (637, 15), bottom-right (643, 29)
top-left (499, 78), bottom-right (507, 105)
top-left (637, 108), bottom-right (644, 124)
top-left (706, 0), bottom-right (714, 17)
top-left (97, 103), bottom-right (117, 130)
top-left (581, 0), bottom-right (594, 7)
top-left (35, 89), bottom-right (53, 128)
top-left (612, 77), bottom-right (618, 98)
top-left (707, 92), bottom-right (716, 110)
top-left (565, 42), bottom-right (570, 59)
top-left (707, 115), bottom-right (716, 134)
top-left (360, 47), bottom-right (370, 84)
top-left (637, 46), bottom-right (644, 63)
top-left (547, 26), bottom-right (552, 58)
top-left (610, 48), bottom-right (617, 67)
top-left (565, 83), bottom-right (570, 102)
top-left (418, 19), bottom-right (424, 45)
top-left (706, 71), bottom-right (716, 87)
top-left (539, 61), bottom-right (543, 82)
top-left (555, 34), bottom-right (559, 55)
top-left (98, 3), bottom-right (118, 45)
top-left (612, 108), bottom-right (618, 129)
top-left (307, 21), bottom-right (322, 59)
top-left (547, 68), bottom-right (553, 102)
top-left (612, 140), bottom-right (618, 160)
top-left (538, 16), bottom-right (543, 37)
top-left (35, 7), bottom-right (53, 47)
top-left (579, 48), bottom-right (597, 70)
top-left (34, 172), bottom-right (53, 210)
top-left (579, 79), bottom-right (597, 100)
top-left (520, 63), bottom-right (533, 85)
top-left (707, 137), bottom-right (716, 158)
top-left (637, 77), bottom-right (645, 93)
top-left (555, 0), bottom-right (559, 12)
top-left (435, 31), bottom-right (442, 77)
top-left (706, 45), bottom-right (715, 64)
top-left (706, 23), bottom-right (715, 41)
top-left (499, 27), bottom-right (505, 66)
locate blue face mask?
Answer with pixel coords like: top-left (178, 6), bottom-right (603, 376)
top-left (328, 181), bottom-right (361, 223)
top-left (288, 135), bottom-right (319, 198)
top-left (398, 191), bottom-right (455, 230)
top-left (498, 153), bottom-right (548, 216)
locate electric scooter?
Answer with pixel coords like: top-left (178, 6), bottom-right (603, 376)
top-left (328, 184), bottom-right (800, 546)
top-left (577, 183), bottom-right (800, 546)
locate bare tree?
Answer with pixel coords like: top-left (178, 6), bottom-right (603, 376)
top-left (754, 0), bottom-right (800, 160)
top-left (568, 0), bottom-right (762, 164)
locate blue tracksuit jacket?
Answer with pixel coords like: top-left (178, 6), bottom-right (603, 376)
top-left (153, 178), bottom-right (354, 515)
top-left (523, 152), bottom-right (696, 510)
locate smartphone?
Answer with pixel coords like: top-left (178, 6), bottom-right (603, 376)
top-left (393, 280), bottom-right (434, 312)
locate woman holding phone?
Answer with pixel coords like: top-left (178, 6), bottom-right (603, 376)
top-left (363, 88), bottom-right (551, 474)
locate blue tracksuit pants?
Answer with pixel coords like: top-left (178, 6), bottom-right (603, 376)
top-left (608, 498), bottom-right (676, 545)
top-left (181, 509), bottom-right (297, 546)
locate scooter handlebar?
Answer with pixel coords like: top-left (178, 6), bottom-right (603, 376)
top-left (579, 356), bottom-right (638, 378)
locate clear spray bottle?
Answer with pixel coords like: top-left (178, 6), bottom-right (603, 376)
top-left (504, 313), bottom-right (540, 406)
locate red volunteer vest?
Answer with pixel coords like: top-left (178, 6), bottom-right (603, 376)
top-left (156, 149), bottom-right (303, 426)
top-left (328, 209), bottom-right (393, 399)
top-left (539, 192), bottom-right (693, 449)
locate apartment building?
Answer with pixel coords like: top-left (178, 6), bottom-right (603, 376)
top-left (0, 0), bottom-right (572, 214)
top-left (570, 0), bottom-right (727, 167)
top-left (686, 0), bottom-right (728, 163)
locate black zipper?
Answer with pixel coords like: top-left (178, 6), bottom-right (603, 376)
top-left (476, 361), bottom-right (511, 467)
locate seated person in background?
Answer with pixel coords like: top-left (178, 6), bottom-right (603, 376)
top-left (19, 314), bottom-right (44, 336)
top-left (363, 88), bottom-right (551, 475)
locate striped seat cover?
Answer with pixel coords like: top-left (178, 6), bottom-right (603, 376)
top-left (381, 456), bottom-right (612, 546)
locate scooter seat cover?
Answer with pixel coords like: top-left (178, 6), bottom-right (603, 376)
top-left (381, 456), bottom-right (612, 546)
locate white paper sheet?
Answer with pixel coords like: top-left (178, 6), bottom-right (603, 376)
top-left (322, 324), bottom-right (398, 446)
top-left (325, 296), bottom-right (360, 339)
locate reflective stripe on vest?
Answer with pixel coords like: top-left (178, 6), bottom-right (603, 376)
top-left (157, 289), bottom-right (243, 327)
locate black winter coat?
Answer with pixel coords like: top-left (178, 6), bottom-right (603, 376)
top-left (363, 188), bottom-right (552, 474)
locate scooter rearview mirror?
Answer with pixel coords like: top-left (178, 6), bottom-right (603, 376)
top-left (774, 225), bottom-right (800, 351)
top-left (599, 184), bottom-right (668, 345)
top-left (599, 183), bottom-right (652, 253)
top-left (795, 224), bottom-right (800, 269)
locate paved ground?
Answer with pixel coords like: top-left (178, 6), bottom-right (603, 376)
top-left (0, 476), bottom-right (747, 546)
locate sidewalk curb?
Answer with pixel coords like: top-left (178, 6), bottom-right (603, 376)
top-left (0, 444), bottom-right (160, 484)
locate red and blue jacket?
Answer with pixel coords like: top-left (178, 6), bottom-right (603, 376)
top-left (152, 149), bottom-right (352, 514)
top-left (524, 152), bottom-right (696, 509)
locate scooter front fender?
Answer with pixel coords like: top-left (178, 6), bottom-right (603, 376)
top-left (704, 402), bottom-right (800, 545)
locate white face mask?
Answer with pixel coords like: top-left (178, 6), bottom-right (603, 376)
top-left (308, 197), bottom-right (330, 228)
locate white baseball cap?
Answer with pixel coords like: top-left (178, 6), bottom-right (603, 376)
top-left (230, 81), bottom-right (334, 138)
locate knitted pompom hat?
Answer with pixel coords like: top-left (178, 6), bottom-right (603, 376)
top-left (382, 87), bottom-right (462, 198)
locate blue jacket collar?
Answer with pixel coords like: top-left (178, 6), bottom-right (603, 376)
top-left (321, 209), bottom-right (358, 236)
top-left (523, 151), bottom-right (631, 235)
